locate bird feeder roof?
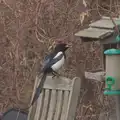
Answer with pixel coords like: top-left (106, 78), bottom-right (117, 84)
top-left (75, 27), bottom-right (113, 39)
top-left (75, 16), bottom-right (120, 43)
top-left (89, 17), bottom-right (120, 29)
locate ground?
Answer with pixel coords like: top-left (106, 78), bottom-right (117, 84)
top-left (0, 0), bottom-right (119, 119)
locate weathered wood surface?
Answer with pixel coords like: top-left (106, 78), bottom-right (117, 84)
top-left (75, 16), bottom-right (120, 44)
top-left (90, 17), bottom-right (120, 29)
top-left (75, 27), bottom-right (113, 39)
top-left (43, 76), bottom-right (73, 90)
top-left (27, 76), bottom-right (81, 120)
top-left (27, 76), bottom-right (40, 120)
top-left (85, 71), bottom-right (105, 81)
top-left (66, 77), bottom-right (81, 120)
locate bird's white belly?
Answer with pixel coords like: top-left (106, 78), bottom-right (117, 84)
top-left (51, 56), bottom-right (65, 71)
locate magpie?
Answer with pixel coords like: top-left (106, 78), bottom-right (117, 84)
top-left (31, 42), bottom-right (69, 106)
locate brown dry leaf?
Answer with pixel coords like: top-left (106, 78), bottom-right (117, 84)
top-left (80, 12), bottom-right (85, 25)
top-left (83, 0), bottom-right (87, 7)
top-left (80, 11), bottom-right (89, 25)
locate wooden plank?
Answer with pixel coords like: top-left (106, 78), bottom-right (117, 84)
top-left (85, 71), bottom-right (105, 81)
top-left (28, 76), bottom-right (83, 120)
top-left (27, 76), bottom-right (40, 120)
top-left (53, 91), bottom-right (63, 120)
top-left (66, 77), bottom-right (81, 120)
top-left (28, 101), bottom-right (37, 120)
top-left (47, 90), bottom-right (57, 120)
top-left (75, 27), bottom-right (113, 39)
top-left (34, 91), bottom-right (44, 120)
top-left (100, 32), bottom-right (117, 44)
top-left (90, 18), bottom-right (120, 29)
top-left (100, 45), bottom-right (105, 70)
top-left (44, 84), bottom-right (72, 91)
top-left (102, 16), bottom-right (120, 20)
top-left (40, 89), bottom-right (50, 120)
top-left (44, 76), bottom-right (72, 90)
top-left (60, 91), bottom-right (69, 120)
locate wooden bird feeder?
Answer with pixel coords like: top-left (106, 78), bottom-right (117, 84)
top-left (75, 16), bottom-right (120, 120)
top-left (75, 16), bottom-right (120, 70)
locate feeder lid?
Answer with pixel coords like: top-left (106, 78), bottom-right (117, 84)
top-left (104, 49), bottom-right (120, 55)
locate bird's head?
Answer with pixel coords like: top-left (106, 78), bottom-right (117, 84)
top-left (55, 40), bottom-right (70, 52)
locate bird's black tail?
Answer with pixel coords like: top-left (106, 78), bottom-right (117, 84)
top-left (30, 72), bottom-right (47, 106)
top-left (12, 73), bottom-right (47, 112)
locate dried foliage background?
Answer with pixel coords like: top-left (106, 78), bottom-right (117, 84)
top-left (0, 0), bottom-right (120, 119)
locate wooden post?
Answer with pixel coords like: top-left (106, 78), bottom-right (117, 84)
top-left (115, 96), bottom-right (120, 120)
top-left (116, 43), bottom-right (120, 120)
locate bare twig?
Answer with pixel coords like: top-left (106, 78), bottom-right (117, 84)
top-left (109, 14), bottom-right (120, 34)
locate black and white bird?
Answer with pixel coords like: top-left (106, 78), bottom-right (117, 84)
top-left (31, 41), bottom-right (70, 106)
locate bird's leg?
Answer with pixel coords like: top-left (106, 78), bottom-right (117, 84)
top-left (52, 71), bottom-right (60, 78)
top-left (52, 72), bottom-right (56, 78)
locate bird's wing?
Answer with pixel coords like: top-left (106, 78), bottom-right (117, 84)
top-left (43, 52), bottom-right (55, 65)
top-left (42, 52), bottom-right (64, 71)
top-left (41, 54), bottom-right (53, 71)
top-left (43, 55), bottom-right (51, 65)
top-left (50, 52), bottom-right (64, 65)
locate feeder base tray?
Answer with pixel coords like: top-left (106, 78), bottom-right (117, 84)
top-left (104, 90), bottom-right (120, 95)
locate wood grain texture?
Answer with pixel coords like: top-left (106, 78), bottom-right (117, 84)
top-left (43, 76), bottom-right (72, 90)
top-left (75, 27), bottom-right (113, 39)
top-left (27, 76), bottom-right (40, 120)
top-left (34, 91), bottom-right (44, 120)
top-left (66, 77), bottom-right (81, 120)
top-left (40, 90), bottom-right (50, 120)
top-left (90, 18), bottom-right (120, 29)
top-left (47, 90), bottom-right (57, 120)
top-left (60, 91), bottom-right (69, 120)
top-left (53, 91), bottom-right (63, 120)
top-left (85, 71), bottom-right (105, 81)
top-left (28, 76), bottom-right (81, 120)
